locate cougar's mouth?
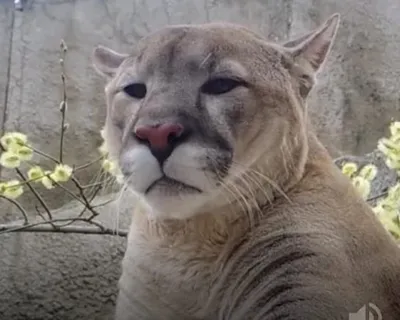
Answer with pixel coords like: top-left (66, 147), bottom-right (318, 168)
top-left (145, 175), bottom-right (202, 195)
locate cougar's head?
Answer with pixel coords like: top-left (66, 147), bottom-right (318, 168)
top-left (92, 14), bottom-right (340, 220)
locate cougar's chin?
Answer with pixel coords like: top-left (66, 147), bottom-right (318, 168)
top-left (145, 175), bottom-right (202, 195)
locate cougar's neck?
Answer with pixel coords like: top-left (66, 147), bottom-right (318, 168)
top-left (131, 200), bottom-right (249, 251)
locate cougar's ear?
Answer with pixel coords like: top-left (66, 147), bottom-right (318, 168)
top-left (92, 45), bottom-right (129, 78)
top-left (285, 13), bottom-right (340, 75)
top-left (282, 31), bottom-right (315, 48)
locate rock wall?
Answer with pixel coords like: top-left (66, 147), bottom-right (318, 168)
top-left (0, 193), bottom-right (132, 320)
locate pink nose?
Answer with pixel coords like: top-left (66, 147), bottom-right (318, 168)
top-left (134, 123), bottom-right (184, 151)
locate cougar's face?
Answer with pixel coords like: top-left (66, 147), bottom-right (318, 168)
top-left (93, 17), bottom-right (339, 219)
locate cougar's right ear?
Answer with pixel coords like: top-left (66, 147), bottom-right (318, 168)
top-left (282, 31), bottom-right (315, 48)
top-left (92, 45), bottom-right (129, 78)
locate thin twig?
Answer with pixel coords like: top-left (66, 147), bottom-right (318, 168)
top-left (0, 217), bottom-right (104, 233)
top-left (59, 41), bottom-right (68, 163)
top-left (74, 155), bottom-right (105, 172)
top-left (52, 180), bottom-right (87, 207)
top-left (92, 198), bottom-right (116, 208)
top-left (35, 205), bottom-right (49, 223)
top-left (0, 220), bottom-right (128, 237)
top-left (15, 167), bottom-right (53, 220)
top-left (70, 176), bottom-right (100, 215)
top-left (52, 206), bottom-right (88, 229)
top-left (0, 195), bottom-right (28, 225)
top-left (28, 145), bottom-right (59, 163)
top-left (80, 177), bottom-right (114, 190)
top-left (3, 174), bottom-right (47, 187)
top-left (367, 191), bottom-right (389, 202)
top-left (52, 185), bottom-right (104, 228)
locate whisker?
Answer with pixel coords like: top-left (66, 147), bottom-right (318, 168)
top-left (228, 171), bottom-right (261, 227)
top-left (232, 160), bottom-right (292, 204)
top-left (208, 160), bottom-right (251, 217)
top-left (244, 170), bottom-right (273, 206)
top-left (112, 181), bottom-right (131, 237)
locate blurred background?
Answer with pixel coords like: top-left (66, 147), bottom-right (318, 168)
top-left (0, 0), bottom-right (399, 319)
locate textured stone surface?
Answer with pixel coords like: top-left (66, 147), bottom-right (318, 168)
top-left (0, 1), bottom-right (13, 131)
top-left (0, 192), bottom-right (132, 320)
top-left (290, 0), bottom-right (400, 157)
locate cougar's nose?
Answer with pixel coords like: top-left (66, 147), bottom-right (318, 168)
top-left (134, 123), bottom-right (185, 165)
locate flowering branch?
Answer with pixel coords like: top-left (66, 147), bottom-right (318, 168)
top-left (338, 121), bottom-right (400, 239)
top-left (0, 39), bottom-right (127, 237)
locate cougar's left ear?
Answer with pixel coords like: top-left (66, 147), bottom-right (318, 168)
top-left (285, 13), bottom-right (340, 75)
top-left (92, 45), bottom-right (129, 78)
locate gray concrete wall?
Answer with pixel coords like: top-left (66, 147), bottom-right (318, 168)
top-left (0, 193), bottom-right (132, 320)
top-left (1, 0), bottom-right (400, 319)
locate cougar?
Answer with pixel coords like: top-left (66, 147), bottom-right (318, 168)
top-left (92, 14), bottom-right (400, 320)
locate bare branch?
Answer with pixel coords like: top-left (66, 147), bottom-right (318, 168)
top-left (0, 195), bottom-right (28, 225)
top-left (367, 191), bottom-right (388, 202)
top-left (59, 40), bottom-right (68, 163)
top-left (0, 221), bottom-right (127, 237)
top-left (15, 167), bottom-right (53, 221)
top-left (74, 155), bottom-right (105, 172)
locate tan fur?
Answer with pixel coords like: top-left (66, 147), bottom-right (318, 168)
top-left (92, 14), bottom-right (400, 320)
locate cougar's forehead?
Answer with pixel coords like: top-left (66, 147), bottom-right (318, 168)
top-left (131, 24), bottom-right (281, 80)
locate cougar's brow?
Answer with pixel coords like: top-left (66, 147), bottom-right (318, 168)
top-left (161, 31), bottom-right (189, 79)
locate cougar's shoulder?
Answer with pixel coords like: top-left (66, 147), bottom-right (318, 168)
top-left (92, 13), bottom-right (400, 320)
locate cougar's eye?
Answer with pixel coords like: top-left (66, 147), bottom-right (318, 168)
top-left (201, 78), bottom-right (242, 95)
top-left (123, 83), bottom-right (147, 99)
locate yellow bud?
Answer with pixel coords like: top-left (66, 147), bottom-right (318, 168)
top-left (0, 182), bottom-right (7, 194)
top-left (389, 121), bottom-right (400, 137)
top-left (7, 141), bottom-right (23, 153)
top-left (98, 142), bottom-right (108, 156)
top-left (0, 132), bottom-right (27, 150)
top-left (27, 166), bottom-right (45, 181)
top-left (387, 183), bottom-right (400, 200)
top-left (386, 151), bottom-right (400, 162)
top-left (341, 162), bottom-right (358, 178)
top-left (49, 172), bottom-right (59, 182)
top-left (102, 159), bottom-right (115, 173)
top-left (378, 214), bottom-right (400, 239)
top-left (385, 157), bottom-right (400, 170)
top-left (2, 180), bottom-right (24, 199)
top-left (51, 164), bottom-right (73, 182)
top-left (17, 146), bottom-right (33, 161)
top-left (358, 164), bottom-right (378, 181)
top-left (381, 201), bottom-right (398, 214)
top-left (390, 133), bottom-right (400, 145)
top-left (0, 151), bottom-right (21, 168)
top-left (377, 138), bottom-right (400, 156)
top-left (41, 171), bottom-right (54, 189)
top-left (352, 177), bottom-right (371, 200)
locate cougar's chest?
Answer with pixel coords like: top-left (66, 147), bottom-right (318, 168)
top-left (117, 218), bottom-right (220, 319)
